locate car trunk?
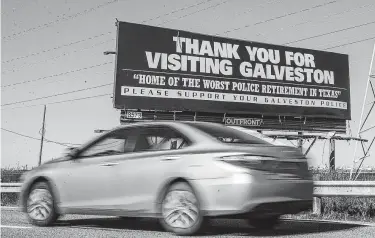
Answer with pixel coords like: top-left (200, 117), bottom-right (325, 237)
top-left (219, 144), bottom-right (311, 180)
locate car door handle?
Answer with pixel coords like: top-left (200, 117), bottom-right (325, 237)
top-left (99, 162), bottom-right (119, 167)
top-left (161, 156), bottom-right (180, 161)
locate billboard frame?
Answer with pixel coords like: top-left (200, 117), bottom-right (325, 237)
top-left (113, 21), bottom-right (351, 133)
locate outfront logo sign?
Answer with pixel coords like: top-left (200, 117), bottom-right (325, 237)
top-left (224, 117), bottom-right (263, 126)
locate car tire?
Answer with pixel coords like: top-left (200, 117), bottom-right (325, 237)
top-left (247, 215), bottom-right (280, 230)
top-left (26, 181), bottom-right (59, 226)
top-left (159, 182), bottom-right (204, 236)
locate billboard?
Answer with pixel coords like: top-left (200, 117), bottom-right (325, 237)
top-left (114, 21), bottom-right (351, 120)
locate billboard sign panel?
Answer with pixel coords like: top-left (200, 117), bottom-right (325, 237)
top-left (114, 22), bottom-right (351, 119)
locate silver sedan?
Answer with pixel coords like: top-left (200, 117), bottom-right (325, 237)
top-left (20, 121), bottom-right (313, 236)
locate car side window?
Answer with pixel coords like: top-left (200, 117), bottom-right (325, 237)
top-left (133, 126), bottom-right (190, 152)
top-left (78, 129), bottom-right (130, 158)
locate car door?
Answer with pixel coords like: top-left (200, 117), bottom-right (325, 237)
top-left (112, 124), bottom-right (191, 214)
top-left (55, 128), bottom-right (134, 213)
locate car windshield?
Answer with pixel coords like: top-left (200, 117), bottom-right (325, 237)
top-left (186, 123), bottom-right (269, 144)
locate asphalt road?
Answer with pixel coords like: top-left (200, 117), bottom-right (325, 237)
top-left (1, 208), bottom-right (374, 238)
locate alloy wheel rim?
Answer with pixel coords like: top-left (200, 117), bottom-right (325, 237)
top-left (27, 188), bottom-right (53, 221)
top-left (161, 190), bottom-right (199, 229)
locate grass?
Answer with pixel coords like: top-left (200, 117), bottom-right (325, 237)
top-left (1, 165), bottom-right (30, 183)
top-left (1, 167), bottom-right (375, 223)
top-left (310, 168), bottom-right (375, 181)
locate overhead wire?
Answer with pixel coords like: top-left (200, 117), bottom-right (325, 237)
top-left (1, 0), bottom-right (219, 76)
top-left (1, 93), bottom-right (112, 110)
top-left (1, 128), bottom-right (79, 147)
top-left (2, 0), bottom-right (120, 42)
top-left (1, 0), bottom-right (233, 111)
top-left (2, 0), bottom-right (216, 65)
top-left (234, 0), bottom-right (281, 18)
top-left (2, 1), bottom-right (372, 110)
top-left (222, 0), bottom-right (340, 34)
top-left (1, 83), bottom-right (113, 106)
top-left (2, 31), bottom-right (113, 64)
top-left (283, 20), bottom-right (375, 45)
top-left (1, 61), bottom-right (113, 88)
top-left (157, 0), bottom-right (230, 26)
top-left (323, 36), bottom-right (375, 50)
top-left (2, 38), bottom-right (115, 75)
top-left (254, 3), bottom-right (375, 39)
top-left (38, 129), bottom-right (82, 147)
top-left (143, 0), bottom-right (215, 23)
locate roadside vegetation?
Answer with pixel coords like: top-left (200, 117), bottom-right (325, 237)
top-left (1, 166), bottom-right (375, 222)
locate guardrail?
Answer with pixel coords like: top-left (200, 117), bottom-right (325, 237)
top-left (312, 181), bottom-right (375, 214)
top-left (2, 181), bottom-right (375, 214)
top-left (1, 183), bottom-right (21, 193)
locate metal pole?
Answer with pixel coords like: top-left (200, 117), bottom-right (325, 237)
top-left (329, 139), bottom-right (335, 171)
top-left (350, 42), bottom-right (375, 180)
top-left (112, 19), bottom-right (120, 108)
top-left (38, 105), bottom-right (47, 166)
top-left (298, 132), bottom-right (303, 152)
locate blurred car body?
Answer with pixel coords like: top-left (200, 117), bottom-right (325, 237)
top-left (20, 121), bottom-right (313, 235)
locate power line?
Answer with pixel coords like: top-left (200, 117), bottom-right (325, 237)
top-left (38, 129), bottom-right (82, 146)
top-left (191, 0), bottom-right (282, 34)
top-left (284, 20), bottom-right (375, 45)
top-left (1, 61), bottom-right (113, 88)
top-left (1, 0), bottom-right (212, 64)
top-left (223, 0), bottom-right (340, 34)
top-left (2, 38), bottom-right (114, 74)
top-left (2, 93), bottom-right (112, 110)
top-left (143, 0), bottom-right (214, 23)
top-left (158, 0), bottom-right (229, 26)
top-left (255, 3), bottom-right (375, 39)
top-left (2, 31), bottom-right (113, 64)
top-left (1, 83), bottom-right (113, 106)
top-left (2, 0), bottom-right (120, 41)
top-left (323, 36), bottom-right (375, 50)
top-left (1, 128), bottom-right (77, 147)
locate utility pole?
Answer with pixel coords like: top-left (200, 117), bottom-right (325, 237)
top-left (38, 105), bottom-right (47, 166)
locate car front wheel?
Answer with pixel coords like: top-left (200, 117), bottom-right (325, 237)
top-left (26, 181), bottom-right (58, 226)
top-left (159, 182), bottom-right (204, 236)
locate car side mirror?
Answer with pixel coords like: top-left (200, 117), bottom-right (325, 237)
top-left (64, 147), bottom-right (80, 159)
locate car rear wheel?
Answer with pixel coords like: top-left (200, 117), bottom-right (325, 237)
top-left (160, 182), bottom-right (204, 236)
top-left (26, 181), bottom-right (58, 226)
top-left (247, 215), bottom-right (280, 230)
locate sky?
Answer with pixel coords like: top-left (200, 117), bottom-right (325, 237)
top-left (1, 0), bottom-right (375, 169)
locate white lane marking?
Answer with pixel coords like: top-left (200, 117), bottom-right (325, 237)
top-left (282, 218), bottom-right (375, 227)
top-left (0, 225), bottom-right (32, 229)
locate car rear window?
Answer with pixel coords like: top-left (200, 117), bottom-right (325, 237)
top-left (186, 123), bottom-right (269, 145)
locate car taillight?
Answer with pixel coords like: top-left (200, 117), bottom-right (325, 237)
top-left (215, 155), bottom-right (270, 171)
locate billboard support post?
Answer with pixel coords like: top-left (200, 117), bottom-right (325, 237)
top-left (297, 132), bottom-right (303, 152)
top-left (329, 138), bottom-right (335, 171)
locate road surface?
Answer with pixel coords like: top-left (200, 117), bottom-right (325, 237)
top-left (1, 209), bottom-right (374, 237)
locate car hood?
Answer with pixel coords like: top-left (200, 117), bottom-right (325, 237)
top-left (42, 156), bottom-right (69, 165)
